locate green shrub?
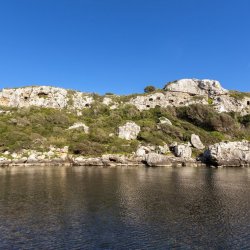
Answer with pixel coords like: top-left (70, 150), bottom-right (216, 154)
top-left (239, 114), bottom-right (250, 127)
top-left (229, 91), bottom-right (250, 100)
top-left (144, 85), bottom-right (156, 93)
top-left (208, 98), bottom-right (213, 105)
top-left (176, 104), bottom-right (238, 133)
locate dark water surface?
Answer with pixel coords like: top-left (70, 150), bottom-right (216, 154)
top-left (0, 166), bottom-right (249, 249)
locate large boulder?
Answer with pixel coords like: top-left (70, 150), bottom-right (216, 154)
top-left (164, 79), bottom-right (228, 96)
top-left (118, 122), bottom-right (140, 140)
top-left (145, 153), bottom-right (172, 167)
top-left (102, 154), bottom-right (127, 164)
top-left (203, 141), bottom-right (250, 167)
top-left (174, 144), bottom-right (192, 158)
top-left (136, 146), bottom-right (151, 157)
top-left (191, 134), bottom-right (205, 150)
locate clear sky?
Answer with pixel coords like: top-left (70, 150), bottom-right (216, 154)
top-left (0, 0), bottom-right (249, 94)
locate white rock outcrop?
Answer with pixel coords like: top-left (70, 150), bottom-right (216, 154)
top-left (1, 80), bottom-right (249, 115)
top-left (0, 86), bottom-right (94, 110)
top-left (191, 134), bottom-right (205, 150)
top-left (203, 141), bottom-right (250, 166)
top-left (212, 94), bottom-right (250, 115)
top-left (118, 122), bottom-right (140, 140)
top-left (157, 144), bottom-right (170, 154)
top-left (129, 78), bottom-right (250, 115)
top-left (145, 153), bottom-right (172, 167)
top-left (68, 122), bottom-right (89, 134)
top-left (174, 144), bottom-right (192, 158)
top-left (164, 79), bottom-right (228, 96)
top-left (136, 146), bottom-right (152, 157)
top-left (129, 91), bottom-right (207, 111)
top-left (159, 117), bottom-right (172, 126)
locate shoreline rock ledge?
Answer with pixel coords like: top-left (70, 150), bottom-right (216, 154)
top-left (203, 141), bottom-right (250, 167)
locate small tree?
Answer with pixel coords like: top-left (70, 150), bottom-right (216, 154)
top-left (144, 85), bottom-right (156, 93)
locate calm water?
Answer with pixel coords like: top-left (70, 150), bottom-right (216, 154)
top-left (0, 166), bottom-right (249, 249)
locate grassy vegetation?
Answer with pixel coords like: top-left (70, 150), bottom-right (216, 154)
top-left (229, 91), bottom-right (250, 100)
top-left (0, 101), bottom-right (249, 155)
top-left (208, 98), bottom-right (214, 105)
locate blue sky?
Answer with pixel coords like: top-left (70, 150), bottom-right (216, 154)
top-left (0, 0), bottom-right (249, 94)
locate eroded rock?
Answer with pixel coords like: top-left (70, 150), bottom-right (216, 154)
top-left (174, 144), bottom-right (192, 158)
top-left (203, 141), bottom-right (250, 167)
top-left (164, 79), bottom-right (228, 96)
top-left (129, 91), bottom-right (207, 111)
top-left (0, 86), bottom-right (94, 110)
top-left (118, 122), bottom-right (140, 140)
top-left (136, 146), bottom-right (151, 157)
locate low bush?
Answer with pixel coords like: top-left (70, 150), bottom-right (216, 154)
top-left (176, 104), bottom-right (238, 133)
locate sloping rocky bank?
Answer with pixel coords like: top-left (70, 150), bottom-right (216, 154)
top-left (0, 78), bottom-right (249, 168)
top-left (1, 140), bottom-right (249, 168)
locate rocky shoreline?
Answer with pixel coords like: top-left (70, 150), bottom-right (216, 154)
top-left (1, 140), bottom-right (249, 168)
top-left (0, 79), bottom-right (249, 168)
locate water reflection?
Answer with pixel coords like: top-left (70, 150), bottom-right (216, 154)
top-left (0, 166), bottom-right (249, 249)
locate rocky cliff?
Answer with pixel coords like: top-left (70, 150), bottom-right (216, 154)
top-left (0, 86), bottom-right (94, 109)
top-left (130, 79), bottom-right (250, 114)
top-left (0, 78), bottom-right (250, 167)
top-left (1, 79), bottom-right (250, 114)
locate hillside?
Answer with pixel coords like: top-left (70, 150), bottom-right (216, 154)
top-left (0, 79), bottom-right (250, 165)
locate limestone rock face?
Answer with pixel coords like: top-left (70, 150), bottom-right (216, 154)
top-left (102, 96), bottom-right (119, 110)
top-left (212, 94), bottom-right (250, 115)
top-left (164, 79), bottom-right (228, 96)
top-left (118, 122), bottom-right (140, 140)
top-left (71, 92), bottom-right (94, 109)
top-left (1, 81), bottom-right (249, 115)
top-left (174, 144), bottom-right (192, 158)
top-left (0, 86), bottom-right (93, 109)
top-left (129, 91), bottom-right (207, 111)
top-left (68, 122), bottom-right (89, 134)
top-left (129, 78), bottom-right (250, 115)
top-left (191, 134), bottom-right (205, 150)
top-left (103, 97), bottom-right (113, 105)
top-left (203, 141), bottom-right (250, 166)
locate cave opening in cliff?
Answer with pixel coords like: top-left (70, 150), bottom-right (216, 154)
top-left (247, 101), bottom-right (250, 105)
top-left (38, 92), bottom-right (49, 98)
top-left (85, 103), bottom-right (90, 107)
